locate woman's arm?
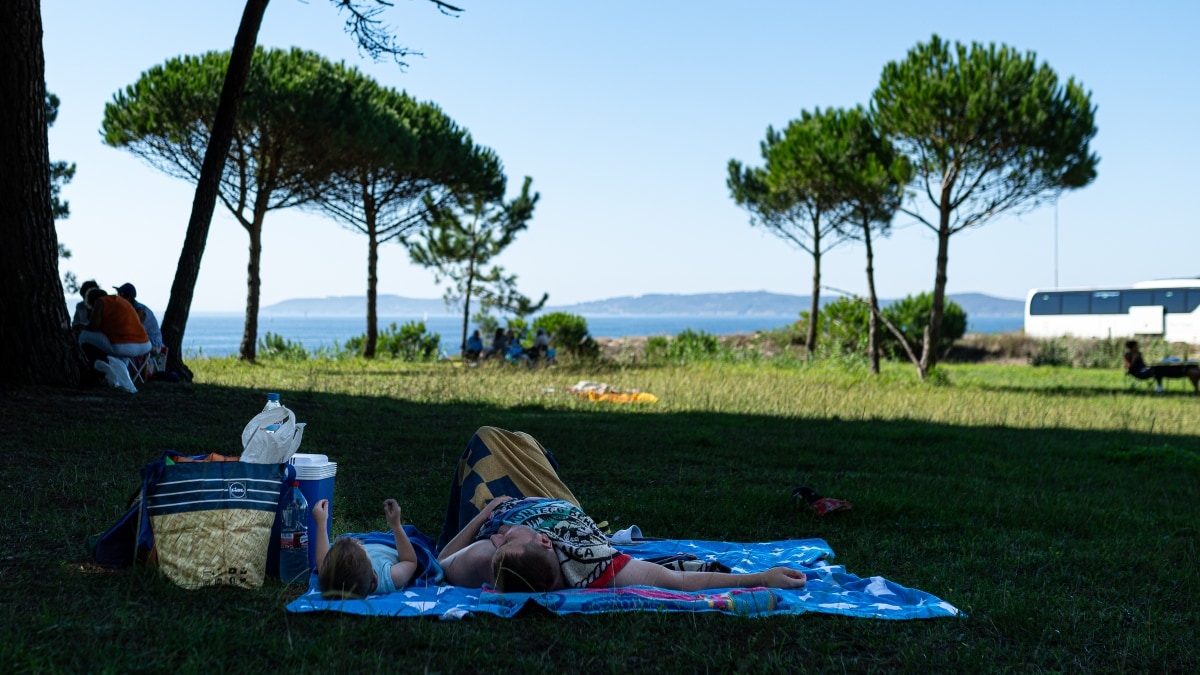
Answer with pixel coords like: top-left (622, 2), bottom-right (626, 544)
top-left (612, 559), bottom-right (807, 591)
top-left (439, 540), bottom-right (497, 587)
top-left (436, 496), bottom-right (512, 561)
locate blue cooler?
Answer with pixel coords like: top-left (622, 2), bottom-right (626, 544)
top-left (289, 453), bottom-right (337, 570)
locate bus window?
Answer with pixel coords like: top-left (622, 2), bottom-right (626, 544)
top-left (1154, 289), bottom-right (1185, 313)
top-left (1091, 291), bottom-right (1121, 314)
top-left (1121, 291), bottom-right (1153, 312)
top-left (1029, 293), bottom-right (1060, 315)
top-left (1187, 290), bottom-right (1200, 313)
top-left (1061, 293), bottom-right (1090, 314)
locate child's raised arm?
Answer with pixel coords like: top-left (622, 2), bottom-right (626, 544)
top-left (383, 499), bottom-right (419, 588)
top-left (311, 499), bottom-right (332, 570)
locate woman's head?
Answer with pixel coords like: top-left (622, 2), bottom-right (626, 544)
top-left (317, 537), bottom-right (375, 600)
top-left (79, 280), bottom-right (99, 300)
top-left (1126, 340), bottom-right (1140, 350)
top-left (489, 525), bottom-right (560, 593)
top-left (85, 287), bottom-right (106, 306)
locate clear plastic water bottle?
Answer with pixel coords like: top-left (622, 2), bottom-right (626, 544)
top-left (279, 480), bottom-right (310, 584)
top-left (263, 393), bottom-right (282, 433)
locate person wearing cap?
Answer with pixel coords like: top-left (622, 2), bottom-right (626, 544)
top-left (71, 280), bottom-right (100, 336)
top-left (115, 282), bottom-right (164, 350)
top-left (78, 287), bottom-right (151, 367)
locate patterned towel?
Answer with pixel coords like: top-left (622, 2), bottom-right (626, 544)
top-left (435, 426), bottom-right (579, 551)
top-left (285, 537), bottom-right (962, 620)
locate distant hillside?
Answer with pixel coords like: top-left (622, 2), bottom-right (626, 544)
top-left (261, 295), bottom-right (455, 317)
top-left (263, 291), bottom-right (1025, 318)
top-left (548, 291), bottom-right (1024, 318)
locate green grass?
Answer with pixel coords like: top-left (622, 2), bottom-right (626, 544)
top-left (3, 357), bottom-right (1198, 673)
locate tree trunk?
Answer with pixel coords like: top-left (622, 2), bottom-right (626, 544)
top-left (160, 0), bottom-right (269, 380)
top-left (238, 193), bottom-right (270, 361)
top-left (919, 184), bottom-right (954, 380)
top-left (863, 216), bottom-right (880, 376)
top-left (0, 0), bottom-right (83, 386)
top-left (363, 186), bottom-right (378, 358)
top-left (461, 275), bottom-right (473, 356)
top-left (805, 216), bottom-right (822, 359)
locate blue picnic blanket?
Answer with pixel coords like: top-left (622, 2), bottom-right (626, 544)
top-left (285, 535), bottom-right (961, 620)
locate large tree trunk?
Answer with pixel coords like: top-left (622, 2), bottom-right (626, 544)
top-left (919, 185), bottom-right (954, 380)
top-left (161, 0), bottom-right (269, 380)
top-left (0, 0), bottom-right (83, 386)
top-left (863, 217), bottom-right (880, 376)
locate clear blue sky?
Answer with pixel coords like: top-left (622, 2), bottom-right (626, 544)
top-left (42, 1), bottom-right (1200, 313)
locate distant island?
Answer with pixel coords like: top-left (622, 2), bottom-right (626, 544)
top-left (260, 291), bottom-right (1024, 318)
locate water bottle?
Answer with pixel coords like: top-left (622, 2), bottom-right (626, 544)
top-left (263, 393), bottom-right (281, 433)
top-left (279, 481), bottom-right (310, 584)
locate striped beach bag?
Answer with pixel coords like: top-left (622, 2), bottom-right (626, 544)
top-left (143, 452), bottom-right (294, 589)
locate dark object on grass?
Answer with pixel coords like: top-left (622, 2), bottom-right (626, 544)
top-left (792, 485), bottom-right (853, 517)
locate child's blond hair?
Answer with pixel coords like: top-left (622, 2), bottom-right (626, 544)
top-left (317, 538), bottom-right (374, 599)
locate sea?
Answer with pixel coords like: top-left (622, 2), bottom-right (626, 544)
top-left (180, 313), bottom-right (1024, 358)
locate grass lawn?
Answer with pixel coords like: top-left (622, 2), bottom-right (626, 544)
top-left (2, 357), bottom-right (1197, 672)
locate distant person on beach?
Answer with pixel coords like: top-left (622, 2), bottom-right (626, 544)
top-left (71, 280), bottom-right (100, 336)
top-left (529, 327), bottom-right (551, 363)
top-left (483, 328), bottom-right (507, 360)
top-left (115, 282), bottom-right (164, 351)
top-left (464, 330), bottom-right (483, 361)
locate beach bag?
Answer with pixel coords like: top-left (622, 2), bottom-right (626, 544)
top-left (145, 452), bottom-right (294, 589)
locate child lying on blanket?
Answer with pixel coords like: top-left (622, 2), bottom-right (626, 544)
top-left (312, 498), bottom-right (418, 599)
top-left (438, 495), bottom-right (808, 593)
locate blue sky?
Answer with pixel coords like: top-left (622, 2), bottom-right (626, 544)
top-left (42, 1), bottom-right (1199, 313)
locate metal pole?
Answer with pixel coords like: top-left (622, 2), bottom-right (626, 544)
top-left (1054, 199), bottom-right (1059, 288)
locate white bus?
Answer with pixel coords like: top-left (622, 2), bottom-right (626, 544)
top-left (1025, 279), bottom-right (1200, 343)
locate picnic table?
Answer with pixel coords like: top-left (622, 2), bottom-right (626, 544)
top-left (1150, 360), bottom-right (1200, 392)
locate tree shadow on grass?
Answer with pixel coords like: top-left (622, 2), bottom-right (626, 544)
top-left (3, 381), bottom-right (1198, 673)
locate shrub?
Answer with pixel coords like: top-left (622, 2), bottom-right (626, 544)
top-left (880, 292), bottom-right (967, 360)
top-left (802, 293), bottom-right (966, 361)
top-left (344, 321), bottom-right (440, 361)
top-left (257, 331), bottom-right (310, 361)
top-left (814, 296), bottom-right (872, 356)
top-left (533, 312), bottom-right (599, 359)
top-left (645, 329), bottom-right (722, 365)
top-left (1029, 338), bottom-right (1071, 367)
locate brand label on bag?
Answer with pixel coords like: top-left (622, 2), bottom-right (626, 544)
top-left (228, 482), bottom-right (247, 499)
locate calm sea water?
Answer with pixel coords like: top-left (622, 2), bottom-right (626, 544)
top-left (182, 313), bottom-right (1024, 357)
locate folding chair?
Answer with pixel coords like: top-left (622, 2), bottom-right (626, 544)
top-left (129, 346), bottom-right (167, 384)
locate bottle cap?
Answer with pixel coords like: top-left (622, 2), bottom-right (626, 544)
top-left (267, 393), bottom-right (280, 401)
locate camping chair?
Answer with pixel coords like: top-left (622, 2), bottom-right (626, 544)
top-left (129, 346), bottom-right (167, 384)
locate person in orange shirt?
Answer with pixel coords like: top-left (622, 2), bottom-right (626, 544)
top-left (77, 287), bottom-right (151, 364)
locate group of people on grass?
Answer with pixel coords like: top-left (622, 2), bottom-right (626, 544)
top-left (72, 280), bottom-right (164, 380)
top-left (310, 427), bottom-right (807, 599)
top-left (463, 327), bottom-right (553, 366)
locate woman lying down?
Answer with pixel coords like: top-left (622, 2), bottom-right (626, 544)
top-left (312, 426), bottom-right (808, 598)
